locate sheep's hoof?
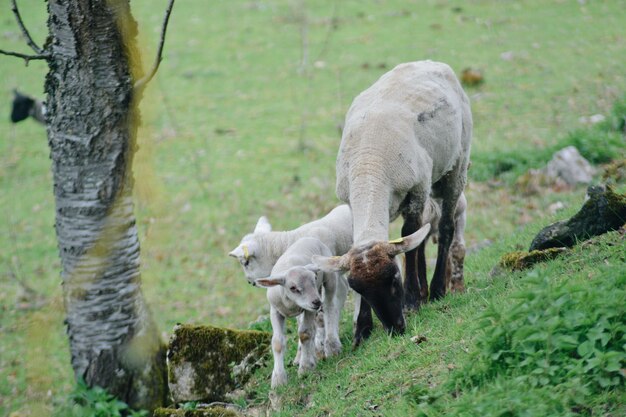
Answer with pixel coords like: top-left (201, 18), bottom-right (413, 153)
top-left (403, 300), bottom-right (422, 313)
top-left (324, 339), bottom-right (342, 357)
top-left (352, 328), bottom-right (372, 349)
top-left (298, 360), bottom-right (316, 375)
top-left (429, 288), bottom-right (446, 301)
top-left (271, 371), bottom-right (288, 388)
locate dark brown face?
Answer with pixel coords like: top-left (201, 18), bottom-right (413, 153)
top-left (345, 242), bottom-right (406, 334)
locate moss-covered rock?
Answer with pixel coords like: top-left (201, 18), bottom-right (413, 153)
top-left (602, 158), bottom-right (626, 183)
top-left (497, 247), bottom-right (568, 272)
top-left (529, 185), bottom-right (626, 251)
top-left (167, 324), bottom-right (271, 403)
top-left (153, 406), bottom-right (240, 417)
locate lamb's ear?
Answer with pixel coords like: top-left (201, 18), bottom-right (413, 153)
top-left (229, 241), bottom-right (257, 260)
top-left (388, 223), bottom-right (431, 256)
top-left (255, 275), bottom-right (286, 288)
top-left (254, 216), bottom-right (272, 233)
top-left (312, 255), bottom-right (348, 273)
top-left (229, 245), bottom-right (244, 259)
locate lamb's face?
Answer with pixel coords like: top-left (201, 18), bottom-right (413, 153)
top-left (229, 216), bottom-right (275, 285)
top-left (283, 267), bottom-right (322, 313)
top-left (229, 235), bottom-right (275, 285)
top-left (256, 266), bottom-right (322, 313)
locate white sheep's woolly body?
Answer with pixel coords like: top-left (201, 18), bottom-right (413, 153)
top-left (233, 204), bottom-right (353, 282)
top-left (336, 61), bottom-right (472, 244)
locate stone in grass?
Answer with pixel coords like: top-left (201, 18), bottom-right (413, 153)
top-left (495, 247), bottom-right (568, 273)
top-left (529, 184), bottom-right (626, 251)
top-left (153, 406), bottom-right (240, 417)
top-left (167, 324), bottom-right (271, 404)
top-left (544, 146), bottom-right (595, 186)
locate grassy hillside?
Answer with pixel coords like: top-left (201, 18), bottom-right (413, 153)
top-left (239, 221), bottom-right (625, 416)
top-left (0, 0), bottom-right (625, 415)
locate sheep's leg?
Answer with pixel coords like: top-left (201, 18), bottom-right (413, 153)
top-left (416, 241), bottom-right (429, 302)
top-left (269, 306), bottom-right (288, 388)
top-left (449, 194), bottom-right (467, 293)
top-left (322, 272), bottom-right (346, 357)
top-left (298, 310), bottom-right (317, 375)
top-left (401, 194), bottom-right (427, 311)
top-left (353, 293), bottom-right (373, 347)
top-left (431, 172), bottom-right (466, 300)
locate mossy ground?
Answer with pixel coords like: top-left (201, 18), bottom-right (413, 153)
top-left (497, 247), bottom-right (568, 271)
top-left (153, 406), bottom-right (240, 417)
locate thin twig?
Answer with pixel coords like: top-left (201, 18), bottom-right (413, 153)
top-left (11, 0), bottom-right (44, 54)
top-left (134, 0), bottom-right (176, 90)
top-left (312, 0), bottom-right (338, 64)
top-left (0, 48), bottom-right (49, 64)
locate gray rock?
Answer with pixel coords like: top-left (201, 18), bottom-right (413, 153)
top-left (166, 324), bottom-right (271, 403)
top-left (544, 146), bottom-right (595, 186)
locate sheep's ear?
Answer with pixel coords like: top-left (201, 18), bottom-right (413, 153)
top-left (312, 255), bottom-right (348, 273)
top-left (254, 216), bottom-right (272, 233)
top-left (388, 224), bottom-right (431, 256)
top-left (255, 275), bottom-right (286, 288)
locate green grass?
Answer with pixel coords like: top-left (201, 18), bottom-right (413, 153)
top-left (1, 0), bottom-right (626, 415)
top-left (240, 218), bottom-right (625, 417)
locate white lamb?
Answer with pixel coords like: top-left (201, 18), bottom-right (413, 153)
top-left (313, 61), bottom-right (472, 345)
top-left (229, 205), bottom-right (352, 358)
top-left (229, 204), bottom-right (353, 285)
top-left (254, 237), bottom-right (346, 388)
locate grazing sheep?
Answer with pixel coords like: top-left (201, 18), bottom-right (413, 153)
top-left (10, 90), bottom-right (46, 124)
top-left (255, 237), bottom-right (347, 388)
top-left (313, 61), bottom-right (472, 345)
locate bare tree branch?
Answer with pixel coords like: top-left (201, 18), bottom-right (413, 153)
top-left (312, 0), bottom-right (338, 64)
top-left (0, 48), bottom-right (49, 64)
top-left (11, 0), bottom-right (44, 54)
top-left (134, 0), bottom-right (176, 90)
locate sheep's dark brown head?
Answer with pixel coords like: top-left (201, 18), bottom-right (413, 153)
top-left (11, 90), bottom-right (35, 123)
top-left (313, 224), bottom-right (430, 335)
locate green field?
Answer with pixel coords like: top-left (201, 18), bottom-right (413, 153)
top-left (1, 0), bottom-right (625, 415)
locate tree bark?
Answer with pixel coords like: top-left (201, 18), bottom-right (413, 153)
top-left (45, 0), bottom-right (166, 410)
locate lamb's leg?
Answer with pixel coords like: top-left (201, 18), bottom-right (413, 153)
top-left (314, 309), bottom-right (325, 359)
top-left (322, 272), bottom-right (346, 357)
top-left (269, 306), bottom-right (287, 388)
top-left (298, 310), bottom-right (317, 375)
top-left (353, 293), bottom-right (373, 348)
top-left (401, 193), bottom-right (427, 310)
top-left (293, 315), bottom-right (303, 365)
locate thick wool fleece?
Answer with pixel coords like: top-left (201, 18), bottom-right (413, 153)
top-left (336, 60), bottom-right (472, 243)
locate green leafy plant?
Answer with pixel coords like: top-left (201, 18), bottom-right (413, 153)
top-left (53, 380), bottom-right (148, 417)
top-left (456, 270), bottom-right (625, 391)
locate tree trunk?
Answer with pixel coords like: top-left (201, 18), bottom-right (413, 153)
top-left (45, 0), bottom-right (167, 410)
